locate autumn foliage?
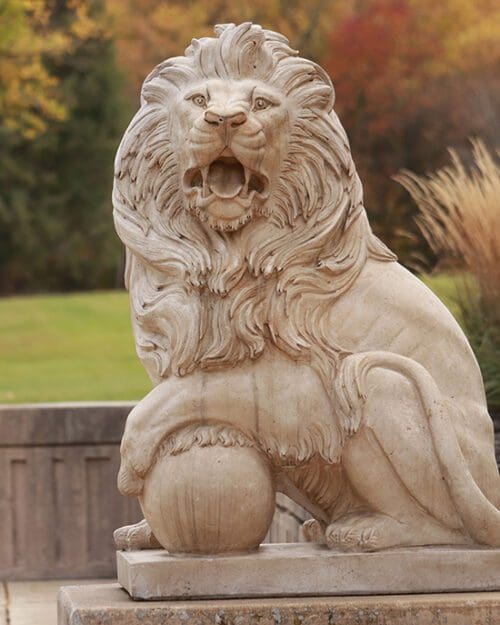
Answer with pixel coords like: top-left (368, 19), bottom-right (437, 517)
top-left (0, 0), bottom-right (127, 292)
top-left (106, 0), bottom-right (342, 99)
top-left (323, 0), bottom-right (500, 264)
top-left (0, 0), bottom-right (499, 292)
top-left (0, 0), bottom-right (108, 137)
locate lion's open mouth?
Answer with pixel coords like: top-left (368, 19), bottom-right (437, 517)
top-left (183, 154), bottom-right (268, 202)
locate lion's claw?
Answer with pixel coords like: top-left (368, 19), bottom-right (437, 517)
top-left (302, 518), bottom-right (325, 544)
top-left (114, 518), bottom-right (162, 550)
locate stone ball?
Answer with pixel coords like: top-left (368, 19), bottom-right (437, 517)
top-left (140, 442), bottom-right (276, 554)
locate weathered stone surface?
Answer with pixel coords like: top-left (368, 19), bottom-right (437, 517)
top-left (58, 584), bottom-right (500, 625)
top-left (0, 402), bottom-right (136, 446)
top-left (117, 544), bottom-right (500, 600)
top-left (112, 22), bottom-right (500, 556)
top-left (493, 410), bottom-right (500, 465)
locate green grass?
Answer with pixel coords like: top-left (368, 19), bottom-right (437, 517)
top-left (0, 274), bottom-right (459, 404)
top-left (0, 291), bottom-right (151, 404)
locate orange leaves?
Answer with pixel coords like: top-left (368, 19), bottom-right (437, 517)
top-left (324, 0), bottom-right (500, 134)
top-left (321, 0), bottom-right (500, 264)
top-left (106, 0), bottom-right (341, 99)
top-left (325, 0), bottom-right (444, 136)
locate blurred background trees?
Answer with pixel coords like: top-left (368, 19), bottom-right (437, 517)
top-left (0, 0), bottom-right (127, 292)
top-left (322, 0), bottom-right (500, 265)
top-left (1, 0), bottom-right (499, 292)
top-left (105, 0), bottom-right (345, 98)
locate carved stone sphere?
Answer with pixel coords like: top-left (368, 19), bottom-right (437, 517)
top-left (140, 443), bottom-right (276, 554)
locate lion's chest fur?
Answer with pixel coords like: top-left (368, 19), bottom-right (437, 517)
top-left (131, 242), bottom-right (481, 410)
top-left (132, 261), bottom-right (346, 393)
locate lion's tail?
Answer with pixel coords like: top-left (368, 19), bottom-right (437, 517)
top-left (335, 351), bottom-right (500, 546)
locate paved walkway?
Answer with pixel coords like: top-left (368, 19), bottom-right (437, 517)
top-left (0, 580), bottom-right (113, 625)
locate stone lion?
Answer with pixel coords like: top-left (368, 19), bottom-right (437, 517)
top-left (113, 23), bottom-right (500, 553)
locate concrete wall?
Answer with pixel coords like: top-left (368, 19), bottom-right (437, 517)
top-left (0, 403), bottom-right (141, 580)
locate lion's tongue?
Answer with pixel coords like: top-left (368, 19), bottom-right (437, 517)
top-left (208, 160), bottom-right (245, 199)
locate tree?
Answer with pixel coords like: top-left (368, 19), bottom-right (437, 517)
top-left (322, 0), bottom-right (500, 267)
top-left (0, 0), bottom-right (105, 138)
top-left (106, 0), bottom-right (345, 100)
top-left (0, 0), bottom-right (129, 293)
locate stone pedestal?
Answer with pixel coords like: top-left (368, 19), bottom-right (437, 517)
top-left (60, 545), bottom-right (500, 623)
top-left (58, 584), bottom-right (500, 625)
top-left (116, 544), bottom-right (500, 600)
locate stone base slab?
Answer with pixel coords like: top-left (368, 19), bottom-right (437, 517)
top-left (58, 583), bottom-right (500, 625)
top-left (117, 543), bottom-right (500, 600)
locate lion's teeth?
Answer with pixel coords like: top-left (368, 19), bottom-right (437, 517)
top-left (201, 167), bottom-right (209, 197)
top-left (242, 168), bottom-right (250, 197)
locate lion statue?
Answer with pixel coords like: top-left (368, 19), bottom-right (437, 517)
top-left (113, 22), bottom-right (500, 553)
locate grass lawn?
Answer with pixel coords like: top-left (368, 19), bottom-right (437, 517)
top-left (0, 291), bottom-right (151, 404)
top-left (0, 275), bottom-right (460, 404)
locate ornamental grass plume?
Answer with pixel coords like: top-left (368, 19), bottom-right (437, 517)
top-left (396, 140), bottom-right (500, 408)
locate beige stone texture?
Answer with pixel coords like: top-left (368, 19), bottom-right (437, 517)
top-left (117, 544), bottom-right (500, 600)
top-left (59, 584), bottom-right (500, 625)
top-left (112, 21), bottom-right (500, 556)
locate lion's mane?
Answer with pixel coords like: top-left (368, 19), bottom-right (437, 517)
top-left (112, 23), bottom-right (396, 395)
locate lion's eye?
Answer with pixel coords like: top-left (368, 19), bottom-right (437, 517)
top-left (191, 94), bottom-right (207, 108)
top-left (253, 97), bottom-right (273, 111)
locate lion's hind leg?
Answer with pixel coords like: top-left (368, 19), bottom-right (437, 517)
top-left (332, 361), bottom-right (474, 550)
top-left (302, 519), bottom-right (325, 543)
top-left (336, 351), bottom-right (500, 546)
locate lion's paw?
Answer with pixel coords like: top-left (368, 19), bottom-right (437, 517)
top-left (325, 513), bottom-right (403, 552)
top-left (114, 518), bottom-right (162, 551)
top-left (302, 518), bottom-right (325, 544)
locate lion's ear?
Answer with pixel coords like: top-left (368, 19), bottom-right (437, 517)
top-left (307, 64), bottom-right (335, 113)
top-left (301, 82), bottom-right (335, 113)
top-left (290, 62), bottom-right (335, 113)
top-left (140, 77), bottom-right (174, 106)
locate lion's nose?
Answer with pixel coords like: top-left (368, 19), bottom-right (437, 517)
top-left (204, 110), bottom-right (247, 128)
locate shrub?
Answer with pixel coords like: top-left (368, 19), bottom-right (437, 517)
top-left (396, 140), bottom-right (500, 409)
